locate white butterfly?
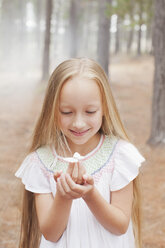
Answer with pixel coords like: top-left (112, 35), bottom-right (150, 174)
top-left (62, 152), bottom-right (84, 163)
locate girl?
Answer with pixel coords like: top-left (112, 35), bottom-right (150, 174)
top-left (15, 58), bottom-right (145, 248)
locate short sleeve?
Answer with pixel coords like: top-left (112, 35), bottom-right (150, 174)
top-left (15, 152), bottom-right (52, 194)
top-left (110, 140), bottom-right (145, 191)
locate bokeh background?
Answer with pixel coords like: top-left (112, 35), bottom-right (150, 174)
top-left (0, 0), bottom-right (165, 247)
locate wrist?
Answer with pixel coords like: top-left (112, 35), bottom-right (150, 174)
top-left (82, 186), bottom-right (96, 201)
top-left (55, 191), bottom-right (73, 203)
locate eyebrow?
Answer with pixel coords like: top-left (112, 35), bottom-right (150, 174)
top-left (60, 102), bottom-right (100, 107)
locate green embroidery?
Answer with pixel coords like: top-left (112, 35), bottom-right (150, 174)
top-left (36, 136), bottom-right (118, 175)
top-left (36, 145), bottom-right (54, 169)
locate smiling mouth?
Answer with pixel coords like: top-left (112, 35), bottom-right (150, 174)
top-left (69, 129), bottom-right (90, 136)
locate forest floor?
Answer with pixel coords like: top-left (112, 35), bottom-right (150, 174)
top-left (0, 55), bottom-right (165, 248)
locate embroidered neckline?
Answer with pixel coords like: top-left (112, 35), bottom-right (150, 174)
top-left (36, 135), bottom-right (118, 183)
top-left (52, 134), bottom-right (105, 162)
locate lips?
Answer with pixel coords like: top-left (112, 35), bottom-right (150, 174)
top-left (69, 129), bottom-right (90, 136)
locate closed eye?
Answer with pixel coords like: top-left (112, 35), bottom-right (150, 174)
top-left (60, 111), bottom-right (72, 115)
top-left (86, 111), bottom-right (97, 114)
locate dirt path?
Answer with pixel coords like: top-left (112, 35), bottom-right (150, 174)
top-left (0, 56), bottom-right (164, 247)
top-left (111, 56), bottom-right (165, 247)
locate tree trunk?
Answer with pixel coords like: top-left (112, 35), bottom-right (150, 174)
top-left (69, 0), bottom-right (79, 57)
top-left (145, 23), bottom-right (152, 54)
top-left (42, 0), bottom-right (53, 81)
top-left (97, 0), bottom-right (112, 76)
top-left (83, 1), bottom-right (92, 54)
top-left (36, 0), bottom-right (43, 48)
top-left (148, 0), bottom-right (165, 145)
top-left (0, 0), bottom-right (16, 63)
top-left (137, 1), bottom-right (143, 56)
top-left (115, 16), bottom-right (121, 54)
top-left (82, 1), bottom-right (97, 57)
top-left (137, 15), bottom-right (142, 55)
top-left (127, 28), bottom-right (134, 54)
top-left (53, 0), bottom-right (61, 52)
top-left (137, 25), bottom-right (142, 55)
top-left (127, 0), bottom-right (134, 54)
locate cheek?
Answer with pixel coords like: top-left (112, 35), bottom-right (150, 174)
top-left (90, 113), bottom-right (103, 126)
top-left (59, 116), bottom-right (71, 129)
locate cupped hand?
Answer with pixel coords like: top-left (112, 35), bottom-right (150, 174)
top-left (67, 162), bottom-right (86, 184)
top-left (56, 173), bottom-right (94, 200)
top-left (54, 162), bottom-right (86, 185)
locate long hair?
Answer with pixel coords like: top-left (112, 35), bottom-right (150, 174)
top-left (19, 58), bottom-right (142, 248)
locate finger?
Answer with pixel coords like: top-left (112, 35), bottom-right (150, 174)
top-left (60, 174), bottom-right (80, 198)
top-left (54, 171), bottom-right (62, 182)
top-left (72, 162), bottom-right (78, 182)
top-left (83, 174), bottom-right (94, 185)
top-left (76, 163), bottom-right (85, 184)
top-left (77, 163), bottom-right (82, 184)
top-left (60, 173), bottom-right (71, 193)
top-left (66, 162), bottom-right (74, 175)
top-left (79, 162), bottom-right (87, 175)
top-left (57, 177), bottom-right (65, 195)
top-left (66, 174), bottom-right (83, 194)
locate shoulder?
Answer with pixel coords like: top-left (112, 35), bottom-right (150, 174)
top-left (15, 144), bottom-right (56, 180)
top-left (15, 147), bottom-right (54, 193)
top-left (110, 139), bottom-right (145, 191)
top-left (114, 139), bottom-right (145, 163)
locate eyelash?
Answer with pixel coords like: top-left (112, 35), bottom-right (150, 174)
top-left (61, 112), bottom-right (72, 115)
top-left (86, 111), bottom-right (96, 114)
top-left (60, 111), bottom-right (96, 115)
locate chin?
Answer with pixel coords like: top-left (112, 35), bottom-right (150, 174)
top-left (67, 135), bottom-right (91, 145)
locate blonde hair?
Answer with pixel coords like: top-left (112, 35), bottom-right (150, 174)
top-left (19, 58), bottom-right (142, 248)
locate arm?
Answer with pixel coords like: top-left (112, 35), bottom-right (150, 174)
top-left (83, 181), bottom-right (133, 235)
top-left (35, 192), bottom-right (72, 242)
top-left (35, 170), bottom-right (86, 243)
top-left (58, 173), bottom-right (133, 235)
top-left (51, 173), bottom-right (133, 236)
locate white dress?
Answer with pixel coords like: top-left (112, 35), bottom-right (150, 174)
top-left (15, 135), bottom-right (145, 248)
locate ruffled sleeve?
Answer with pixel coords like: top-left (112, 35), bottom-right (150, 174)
top-left (110, 140), bottom-right (145, 191)
top-left (15, 152), bottom-right (52, 194)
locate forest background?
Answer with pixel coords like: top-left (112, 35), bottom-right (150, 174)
top-left (0, 0), bottom-right (165, 247)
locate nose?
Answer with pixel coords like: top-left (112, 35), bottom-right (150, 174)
top-left (72, 114), bottom-right (86, 130)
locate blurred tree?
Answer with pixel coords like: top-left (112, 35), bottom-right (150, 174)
top-left (134, 0), bottom-right (153, 55)
top-left (42, 0), bottom-right (53, 81)
top-left (81, 1), bottom-right (92, 55)
top-left (111, 0), bottom-right (132, 54)
top-left (126, 0), bottom-right (135, 53)
top-left (111, 0), bottom-right (153, 55)
top-left (97, 0), bottom-right (112, 76)
top-left (0, 0), bottom-right (17, 62)
top-left (136, 0), bottom-right (143, 55)
top-left (35, 0), bottom-right (44, 47)
top-left (111, 0), bottom-right (136, 54)
top-left (78, 0), bottom-right (98, 58)
top-left (69, 0), bottom-right (79, 57)
top-left (115, 15), bottom-right (121, 54)
top-left (148, 0), bottom-right (165, 145)
top-left (53, 0), bottom-right (62, 51)
top-left (144, 0), bottom-right (153, 54)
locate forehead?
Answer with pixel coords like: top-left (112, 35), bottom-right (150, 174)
top-left (59, 76), bottom-right (102, 106)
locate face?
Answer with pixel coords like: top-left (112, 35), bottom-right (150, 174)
top-left (58, 75), bottom-right (103, 154)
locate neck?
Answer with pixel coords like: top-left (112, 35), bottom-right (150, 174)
top-left (67, 133), bottom-right (102, 156)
